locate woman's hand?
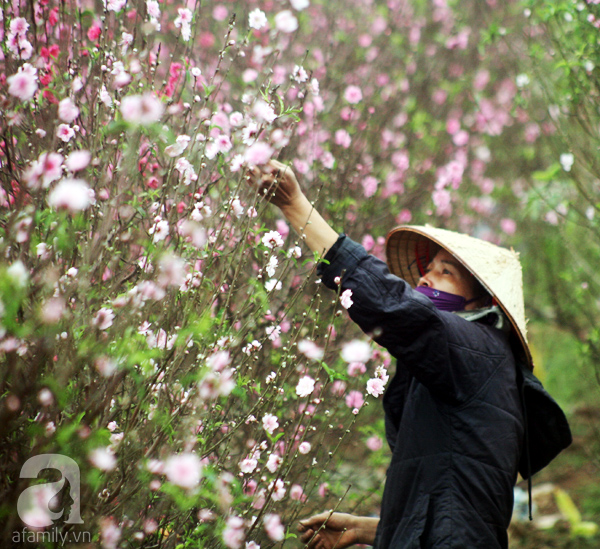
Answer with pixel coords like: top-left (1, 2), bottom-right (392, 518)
top-left (245, 158), bottom-right (339, 256)
top-left (246, 159), bottom-right (302, 210)
top-left (298, 512), bottom-right (378, 549)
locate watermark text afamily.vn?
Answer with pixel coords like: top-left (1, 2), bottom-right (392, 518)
top-left (13, 527), bottom-right (91, 545)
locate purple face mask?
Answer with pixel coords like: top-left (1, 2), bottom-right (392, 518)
top-left (414, 286), bottom-right (477, 312)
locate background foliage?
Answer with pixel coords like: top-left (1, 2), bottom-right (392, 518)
top-left (1, 0), bottom-right (599, 547)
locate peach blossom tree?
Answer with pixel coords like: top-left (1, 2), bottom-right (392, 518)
top-left (1, 0), bottom-right (593, 547)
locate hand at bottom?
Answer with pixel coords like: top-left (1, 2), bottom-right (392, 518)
top-left (298, 511), bottom-right (377, 549)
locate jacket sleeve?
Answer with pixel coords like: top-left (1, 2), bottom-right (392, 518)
top-left (317, 235), bottom-right (488, 403)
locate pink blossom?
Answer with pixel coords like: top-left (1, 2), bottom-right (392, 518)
top-left (207, 350), bottom-right (231, 372)
top-left (175, 158), bottom-right (197, 185)
top-left (395, 209), bottom-right (412, 224)
top-left (7, 33), bottom-right (33, 60)
top-left (366, 436), bottom-right (383, 451)
top-left (7, 261), bottom-right (28, 288)
top-left (165, 135), bottom-right (191, 157)
top-left (264, 513), bottom-right (285, 541)
top-left (215, 134), bottom-right (233, 153)
top-left (500, 218), bottom-right (517, 235)
top-left (274, 10), bottom-right (298, 33)
top-left (298, 441), bottom-right (311, 454)
top-left (340, 288), bottom-right (354, 309)
top-left (29, 152), bottom-right (64, 188)
top-left (93, 308), bottom-right (115, 330)
top-left (453, 130), bottom-right (469, 147)
top-left (432, 89), bottom-right (447, 105)
top-left (366, 377), bottom-right (386, 397)
top-left (146, 0), bottom-right (161, 18)
top-left (347, 362), bottom-right (367, 377)
top-left (293, 65), bottom-right (309, 83)
top-left (8, 63), bottom-right (38, 101)
top-left (290, 483), bottom-right (305, 502)
top-left (262, 230), bottom-right (284, 248)
top-left (265, 255), bottom-right (278, 277)
top-left (296, 375), bottom-right (315, 397)
top-left (164, 453), bottom-right (203, 489)
top-left (335, 129), bottom-right (352, 148)
top-left (361, 176), bottom-right (378, 198)
top-left (344, 85), bottom-right (363, 104)
top-left (58, 97), bottom-right (80, 123)
top-left (268, 478), bottom-right (286, 501)
top-left (474, 69), bottom-right (490, 90)
top-left (213, 5), bottom-right (228, 20)
top-left (222, 516), bottom-right (245, 549)
top-left (175, 7), bottom-right (193, 23)
top-left (18, 484), bottom-right (56, 528)
top-left (239, 458), bottom-right (258, 474)
top-left (88, 23), bottom-right (102, 41)
top-left (48, 179), bottom-right (93, 212)
top-left (297, 339), bottom-right (324, 361)
top-left (146, 459), bottom-right (164, 474)
top-left (266, 453), bottom-right (282, 472)
top-left (144, 519), bottom-right (159, 533)
top-left (345, 390), bottom-right (364, 409)
top-left (197, 368), bottom-right (235, 399)
top-left (524, 123), bottom-right (540, 143)
top-left (244, 142), bottom-right (274, 166)
top-left (89, 447), bottom-right (117, 470)
top-left (66, 150), bottom-right (91, 172)
top-left (392, 150), bottom-right (410, 171)
top-left (432, 189), bottom-right (452, 216)
top-left (253, 100), bottom-right (277, 123)
top-left (262, 413), bottom-right (279, 434)
top-left (291, 0), bottom-right (310, 9)
top-left (95, 356), bottom-right (117, 377)
top-left (375, 365), bottom-right (389, 383)
top-left (174, 8), bottom-right (193, 41)
top-left (105, 0), bottom-right (127, 12)
top-left (10, 17), bottom-right (30, 36)
top-left (36, 243), bottom-right (50, 260)
top-left (158, 254), bottom-right (187, 287)
top-left (249, 8), bottom-right (268, 30)
top-left (275, 219), bottom-right (290, 239)
top-left (56, 124), bottom-right (75, 142)
top-left (318, 482), bottom-right (329, 497)
top-left (266, 325), bottom-right (281, 340)
top-left (121, 93), bottom-right (164, 125)
top-left (100, 518), bottom-right (121, 549)
top-left (38, 388), bottom-right (54, 407)
top-left (341, 339), bottom-right (371, 363)
top-left (149, 218), bottom-right (169, 243)
top-left (330, 380), bottom-right (347, 396)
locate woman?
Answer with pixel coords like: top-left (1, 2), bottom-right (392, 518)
top-left (247, 160), bottom-right (571, 549)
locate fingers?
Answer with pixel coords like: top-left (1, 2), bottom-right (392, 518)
top-left (245, 165), bottom-right (277, 186)
top-left (299, 527), bottom-right (314, 541)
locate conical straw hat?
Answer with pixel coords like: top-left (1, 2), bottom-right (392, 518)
top-left (385, 225), bottom-right (532, 369)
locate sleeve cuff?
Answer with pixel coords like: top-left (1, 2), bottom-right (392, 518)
top-left (316, 234), bottom-right (369, 290)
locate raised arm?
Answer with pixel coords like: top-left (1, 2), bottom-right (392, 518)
top-left (247, 160), bottom-right (339, 257)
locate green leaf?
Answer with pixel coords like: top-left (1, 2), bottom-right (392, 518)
top-left (319, 361), bottom-right (348, 382)
top-left (572, 521), bottom-right (599, 538)
top-left (554, 488), bottom-right (582, 526)
top-left (532, 163), bottom-right (561, 182)
top-left (203, 84), bottom-right (217, 99)
top-left (103, 120), bottom-right (129, 136)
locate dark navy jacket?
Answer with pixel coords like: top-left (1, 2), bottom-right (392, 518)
top-left (318, 235), bottom-right (525, 548)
